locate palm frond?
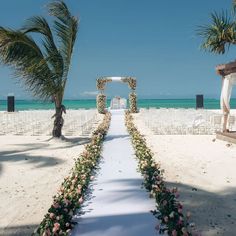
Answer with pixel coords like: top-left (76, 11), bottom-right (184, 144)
top-left (48, 1), bottom-right (78, 81)
top-left (0, 27), bottom-right (57, 99)
top-left (197, 11), bottom-right (236, 54)
top-left (22, 16), bottom-right (64, 80)
top-left (233, 0), bottom-right (236, 13)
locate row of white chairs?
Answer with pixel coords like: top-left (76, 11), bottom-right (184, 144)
top-left (138, 108), bottom-right (236, 135)
top-left (0, 109), bottom-right (100, 136)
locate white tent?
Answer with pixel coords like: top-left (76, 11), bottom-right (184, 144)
top-left (220, 72), bottom-right (236, 131)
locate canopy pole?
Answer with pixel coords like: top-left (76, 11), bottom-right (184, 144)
top-left (222, 100), bottom-right (230, 132)
top-left (216, 62), bottom-right (236, 132)
top-left (221, 77), bottom-right (230, 132)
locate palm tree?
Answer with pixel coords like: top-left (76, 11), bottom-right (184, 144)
top-left (197, 0), bottom-right (236, 53)
top-left (234, 0), bottom-right (236, 12)
top-left (0, 1), bottom-right (78, 137)
top-left (197, 11), bottom-right (236, 54)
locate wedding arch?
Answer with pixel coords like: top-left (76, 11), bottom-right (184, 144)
top-left (96, 76), bottom-right (138, 114)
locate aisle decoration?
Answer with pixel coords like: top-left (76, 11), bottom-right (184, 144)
top-left (129, 92), bottom-right (138, 113)
top-left (121, 77), bottom-right (137, 90)
top-left (33, 112), bottom-right (111, 236)
top-left (96, 77), bottom-right (112, 91)
top-left (96, 94), bottom-right (107, 114)
top-left (125, 111), bottom-right (193, 236)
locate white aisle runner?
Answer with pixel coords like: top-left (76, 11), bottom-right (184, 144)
top-left (71, 110), bottom-right (158, 236)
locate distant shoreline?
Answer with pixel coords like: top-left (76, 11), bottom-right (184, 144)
top-left (1, 98), bottom-right (236, 111)
top-left (0, 98), bottom-right (224, 101)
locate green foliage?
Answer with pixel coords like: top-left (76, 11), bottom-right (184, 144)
top-left (197, 11), bottom-right (236, 54)
top-left (233, 0), bottom-right (236, 13)
top-left (0, 1), bottom-right (78, 101)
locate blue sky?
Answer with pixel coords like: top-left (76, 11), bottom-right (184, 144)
top-left (0, 0), bottom-right (236, 99)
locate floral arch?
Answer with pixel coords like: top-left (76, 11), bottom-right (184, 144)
top-left (96, 76), bottom-right (138, 114)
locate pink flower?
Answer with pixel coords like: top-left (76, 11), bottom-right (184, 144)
top-left (186, 211), bottom-right (191, 219)
top-left (155, 224), bottom-right (160, 231)
top-left (178, 219), bottom-right (183, 226)
top-left (42, 229), bottom-right (51, 236)
top-left (162, 200), bottom-right (167, 206)
top-left (79, 197), bottom-right (83, 204)
top-left (90, 176), bottom-right (95, 180)
top-left (178, 208), bottom-right (183, 214)
top-left (164, 216), bottom-right (169, 223)
top-left (52, 222), bottom-right (60, 233)
top-left (54, 222), bottom-right (60, 228)
top-left (178, 203), bottom-right (183, 209)
top-left (172, 230), bottom-right (177, 236)
top-left (175, 192), bottom-right (180, 198)
top-left (49, 213), bottom-right (55, 219)
top-left (64, 208), bottom-right (68, 213)
top-left (64, 199), bottom-right (71, 206)
top-left (52, 202), bottom-right (60, 209)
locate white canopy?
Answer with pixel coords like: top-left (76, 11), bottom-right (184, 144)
top-left (221, 72), bottom-right (236, 111)
top-left (110, 77), bottom-right (122, 81)
top-left (106, 76), bottom-right (130, 82)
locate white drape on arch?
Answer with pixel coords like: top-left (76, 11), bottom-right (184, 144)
top-left (221, 72), bottom-right (236, 112)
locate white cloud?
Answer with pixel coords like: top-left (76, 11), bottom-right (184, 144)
top-left (81, 91), bottom-right (98, 96)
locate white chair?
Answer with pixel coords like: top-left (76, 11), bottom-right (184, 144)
top-left (228, 115), bottom-right (235, 131)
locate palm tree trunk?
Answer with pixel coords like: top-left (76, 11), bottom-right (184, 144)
top-left (52, 106), bottom-right (64, 137)
top-left (52, 94), bottom-right (65, 138)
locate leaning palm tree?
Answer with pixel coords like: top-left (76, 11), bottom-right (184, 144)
top-left (0, 1), bottom-right (78, 137)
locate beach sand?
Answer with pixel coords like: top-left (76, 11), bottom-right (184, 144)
top-left (134, 111), bottom-right (236, 236)
top-left (0, 111), bottom-right (102, 235)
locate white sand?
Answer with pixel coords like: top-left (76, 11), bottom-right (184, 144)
top-left (72, 110), bottom-right (158, 236)
top-left (134, 111), bottom-right (236, 236)
top-left (0, 110), bottom-right (102, 236)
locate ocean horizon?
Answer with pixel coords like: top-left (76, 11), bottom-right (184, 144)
top-left (1, 98), bottom-right (236, 111)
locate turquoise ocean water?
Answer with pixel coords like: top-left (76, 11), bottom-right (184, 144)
top-left (1, 98), bottom-right (236, 111)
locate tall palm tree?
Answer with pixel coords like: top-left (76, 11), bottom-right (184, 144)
top-left (0, 1), bottom-right (78, 137)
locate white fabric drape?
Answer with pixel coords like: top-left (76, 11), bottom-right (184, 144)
top-left (110, 97), bottom-right (127, 109)
top-left (220, 73), bottom-right (236, 112)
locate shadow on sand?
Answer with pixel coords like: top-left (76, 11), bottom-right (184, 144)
top-left (0, 224), bottom-right (38, 236)
top-left (165, 181), bottom-right (236, 235)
